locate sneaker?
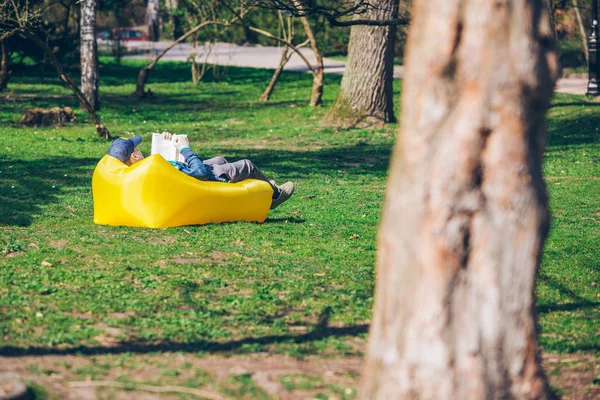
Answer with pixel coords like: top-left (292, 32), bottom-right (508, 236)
top-left (270, 182), bottom-right (295, 210)
top-left (269, 180), bottom-right (277, 187)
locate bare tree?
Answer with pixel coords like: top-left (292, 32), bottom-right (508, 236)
top-left (257, 0), bottom-right (409, 26)
top-left (361, 0), bottom-right (558, 398)
top-left (134, 20), bottom-right (215, 97)
top-left (189, 40), bottom-right (213, 84)
top-left (133, 3), bottom-right (249, 98)
top-left (300, 16), bottom-right (323, 106)
top-left (80, 0), bottom-right (99, 110)
top-left (146, 0), bottom-right (160, 41)
top-left (258, 11), bottom-right (320, 104)
top-left (25, 31), bottom-right (110, 138)
top-left (325, 0), bottom-right (398, 126)
top-left (572, 0), bottom-right (588, 60)
top-left (0, 0), bottom-right (110, 138)
top-left (260, 45), bottom-right (293, 102)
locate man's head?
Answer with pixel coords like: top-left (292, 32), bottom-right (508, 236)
top-left (107, 136), bottom-right (144, 165)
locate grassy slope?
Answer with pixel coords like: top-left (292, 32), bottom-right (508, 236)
top-left (0, 59), bottom-right (598, 362)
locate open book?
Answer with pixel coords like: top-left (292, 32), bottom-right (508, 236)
top-left (151, 133), bottom-right (186, 163)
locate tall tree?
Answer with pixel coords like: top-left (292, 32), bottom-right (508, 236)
top-left (0, 39), bottom-right (10, 91)
top-left (300, 16), bottom-right (324, 106)
top-left (361, 0), bottom-right (558, 398)
top-left (325, 0), bottom-right (399, 125)
top-left (572, 0), bottom-right (588, 60)
top-left (80, 0), bottom-right (99, 110)
top-left (147, 0), bottom-right (160, 41)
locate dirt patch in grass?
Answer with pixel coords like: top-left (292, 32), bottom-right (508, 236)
top-left (48, 239), bottom-right (68, 248)
top-left (171, 257), bottom-right (204, 265)
top-left (2, 252), bottom-right (25, 258)
top-left (0, 353), bottom-right (596, 399)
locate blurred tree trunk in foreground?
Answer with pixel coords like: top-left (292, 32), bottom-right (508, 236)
top-left (80, 0), bottom-right (99, 110)
top-left (361, 0), bottom-right (558, 398)
top-left (325, 0), bottom-right (398, 126)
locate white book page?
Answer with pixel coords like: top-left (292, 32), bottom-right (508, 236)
top-left (151, 133), bottom-right (185, 162)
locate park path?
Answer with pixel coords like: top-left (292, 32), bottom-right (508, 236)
top-left (122, 41), bottom-right (587, 95)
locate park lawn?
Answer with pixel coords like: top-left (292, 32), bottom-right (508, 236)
top-left (0, 59), bottom-right (598, 397)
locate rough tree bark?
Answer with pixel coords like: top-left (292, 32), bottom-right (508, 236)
top-left (361, 0), bottom-right (558, 398)
top-left (300, 16), bottom-right (323, 106)
top-left (325, 0), bottom-right (398, 125)
top-left (80, 0), bottom-right (100, 110)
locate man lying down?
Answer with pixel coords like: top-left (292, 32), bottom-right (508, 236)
top-left (107, 132), bottom-right (295, 210)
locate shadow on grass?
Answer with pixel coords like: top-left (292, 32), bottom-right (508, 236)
top-left (0, 91), bottom-right (326, 127)
top-left (537, 274), bottom-right (600, 314)
top-left (546, 112), bottom-right (600, 148)
top-left (0, 156), bottom-right (97, 226)
top-left (0, 324), bottom-right (369, 357)
top-left (265, 217), bottom-right (306, 224)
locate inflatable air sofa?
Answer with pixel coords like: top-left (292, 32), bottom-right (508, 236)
top-left (92, 154), bottom-right (273, 228)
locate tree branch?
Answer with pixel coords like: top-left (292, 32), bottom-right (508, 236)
top-left (255, 0), bottom-right (410, 26)
top-left (327, 16), bottom-right (410, 26)
top-left (20, 28), bottom-right (111, 138)
top-left (244, 25), bottom-right (316, 74)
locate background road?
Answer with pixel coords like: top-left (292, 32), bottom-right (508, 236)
top-left (120, 41), bottom-right (586, 95)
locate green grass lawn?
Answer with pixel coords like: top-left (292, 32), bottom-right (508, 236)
top-left (0, 57), bottom-right (598, 370)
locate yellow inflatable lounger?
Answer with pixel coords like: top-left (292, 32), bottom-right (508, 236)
top-left (92, 154), bottom-right (273, 228)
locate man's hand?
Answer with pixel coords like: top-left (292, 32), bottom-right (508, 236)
top-left (172, 134), bottom-right (189, 150)
top-left (162, 132), bottom-right (189, 150)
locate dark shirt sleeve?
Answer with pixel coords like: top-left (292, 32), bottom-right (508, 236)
top-left (180, 147), bottom-right (210, 181)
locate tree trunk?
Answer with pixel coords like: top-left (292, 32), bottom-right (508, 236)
top-left (147, 0), bottom-right (160, 42)
top-left (0, 40), bottom-right (11, 92)
top-left (80, 0), bottom-right (100, 110)
top-left (23, 31), bottom-right (111, 139)
top-left (300, 17), bottom-right (323, 107)
top-left (361, 0), bottom-right (558, 398)
top-left (572, 0), bottom-right (588, 60)
top-left (325, 0), bottom-right (398, 125)
top-left (260, 46), bottom-right (292, 102)
top-left (62, 2), bottom-right (72, 39)
top-left (544, 0), bottom-right (557, 42)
